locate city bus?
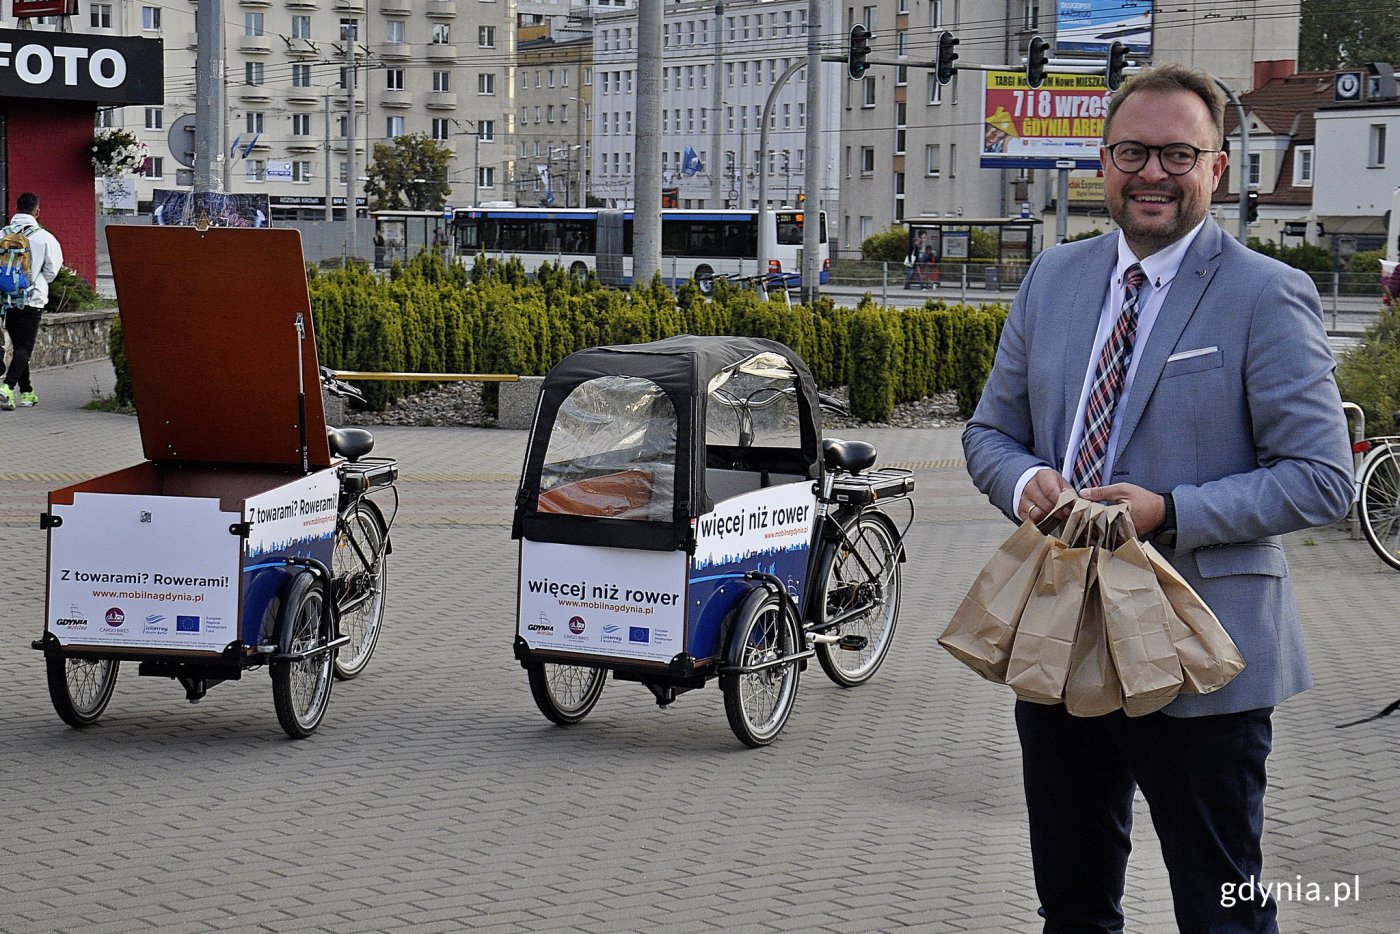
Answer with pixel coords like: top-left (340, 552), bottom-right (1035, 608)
top-left (448, 206), bottom-right (829, 289)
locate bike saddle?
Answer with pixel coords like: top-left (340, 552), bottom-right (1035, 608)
top-left (327, 426), bottom-right (375, 461)
top-left (822, 438), bottom-right (877, 474)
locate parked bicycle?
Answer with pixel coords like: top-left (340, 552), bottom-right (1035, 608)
top-left (1355, 408), bottom-right (1400, 570)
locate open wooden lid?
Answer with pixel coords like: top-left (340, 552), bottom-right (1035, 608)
top-left (106, 226), bottom-right (332, 469)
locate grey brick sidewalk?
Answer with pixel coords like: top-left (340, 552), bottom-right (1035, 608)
top-left (0, 360), bottom-right (1396, 932)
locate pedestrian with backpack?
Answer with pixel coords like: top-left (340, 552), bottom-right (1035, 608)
top-left (0, 192), bottom-right (63, 410)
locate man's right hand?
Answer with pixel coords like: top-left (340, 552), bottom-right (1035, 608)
top-left (1019, 468), bottom-right (1072, 524)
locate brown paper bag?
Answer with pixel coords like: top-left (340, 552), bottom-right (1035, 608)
top-left (1062, 568), bottom-right (1122, 717)
top-left (940, 490), bottom-right (1080, 682)
top-left (1005, 499), bottom-right (1097, 702)
top-left (1142, 545), bottom-right (1246, 695)
top-left (1096, 507), bottom-right (1183, 717)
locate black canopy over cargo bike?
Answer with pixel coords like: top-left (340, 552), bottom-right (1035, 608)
top-left (512, 335), bottom-right (914, 746)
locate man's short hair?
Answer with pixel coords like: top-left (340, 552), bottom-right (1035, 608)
top-left (16, 192), bottom-right (38, 214)
top-left (1103, 64), bottom-right (1226, 148)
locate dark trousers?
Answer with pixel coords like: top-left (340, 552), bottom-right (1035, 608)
top-left (1015, 700), bottom-right (1276, 934)
top-left (3, 305), bottom-right (41, 393)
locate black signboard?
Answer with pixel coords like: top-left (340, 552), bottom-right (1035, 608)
top-left (0, 29), bottom-right (163, 105)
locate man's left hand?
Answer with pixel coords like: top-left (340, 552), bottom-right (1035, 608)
top-left (1077, 482), bottom-right (1166, 537)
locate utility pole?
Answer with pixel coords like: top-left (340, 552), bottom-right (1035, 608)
top-left (710, 2), bottom-right (724, 208)
top-left (801, 0), bottom-right (822, 303)
top-left (632, 1), bottom-right (662, 285)
top-left (193, 0), bottom-right (225, 195)
top-left (323, 90), bottom-right (333, 221)
top-left (344, 21), bottom-right (359, 262)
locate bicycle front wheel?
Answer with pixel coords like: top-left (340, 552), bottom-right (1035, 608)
top-left (332, 501), bottom-right (388, 680)
top-left (721, 589), bottom-right (801, 747)
top-left (816, 512), bottom-right (902, 687)
top-left (527, 663), bottom-right (606, 725)
top-left (47, 655), bottom-right (119, 728)
top-left (1360, 447), bottom-right (1400, 570)
top-left (272, 574), bottom-right (334, 738)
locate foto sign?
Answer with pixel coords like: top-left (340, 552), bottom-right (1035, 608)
top-left (0, 28), bottom-right (163, 104)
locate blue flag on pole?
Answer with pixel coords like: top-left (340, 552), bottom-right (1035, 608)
top-left (680, 145), bottom-right (704, 177)
top-left (242, 133), bottom-right (261, 158)
top-left (229, 135), bottom-right (243, 158)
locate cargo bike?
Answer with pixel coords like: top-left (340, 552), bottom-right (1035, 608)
top-left (32, 227), bottom-right (395, 739)
top-left (512, 335), bottom-right (914, 746)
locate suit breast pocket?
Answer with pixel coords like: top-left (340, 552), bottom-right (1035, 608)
top-left (1161, 348), bottom-right (1223, 379)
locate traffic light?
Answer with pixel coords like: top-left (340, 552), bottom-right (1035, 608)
top-left (1246, 190), bottom-right (1259, 223)
top-left (935, 31), bottom-right (960, 86)
top-left (1026, 35), bottom-right (1050, 90)
top-left (848, 24), bottom-right (872, 81)
top-left (1106, 40), bottom-right (1128, 92)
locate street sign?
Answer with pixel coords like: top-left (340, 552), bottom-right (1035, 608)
top-left (442, 205), bottom-right (456, 220)
top-left (167, 114), bottom-right (197, 169)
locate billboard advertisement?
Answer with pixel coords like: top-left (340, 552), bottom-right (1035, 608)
top-left (1056, 0), bottom-right (1153, 55)
top-left (981, 70), bottom-right (1111, 170)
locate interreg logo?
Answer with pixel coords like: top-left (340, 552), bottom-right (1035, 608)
top-left (176, 615), bottom-right (200, 632)
top-left (568, 616), bottom-right (586, 635)
top-left (145, 614), bottom-right (166, 625)
top-left (104, 607), bottom-right (126, 627)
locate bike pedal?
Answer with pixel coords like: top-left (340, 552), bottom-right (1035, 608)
top-left (838, 635), bottom-right (868, 651)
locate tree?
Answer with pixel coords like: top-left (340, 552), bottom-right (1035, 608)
top-left (1299, 0), bottom-right (1400, 70)
top-left (363, 133), bottom-right (453, 211)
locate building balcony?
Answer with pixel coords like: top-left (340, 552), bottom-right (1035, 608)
top-left (285, 0), bottom-right (318, 8)
top-left (426, 91), bottom-right (457, 110)
top-left (238, 87), bottom-right (274, 105)
top-left (426, 44), bottom-right (457, 63)
top-left (287, 90), bottom-right (321, 106)
top-left (186, 32), bottom-right (199, 50)
top-left (284, 37), bottom-right (318, 59)
top-left (375, 41), bottom-right (411, 62)
top-left (333, 0), bottom-right (366, 13)
top-left (425, 0), bottom-right (456, 17)
top-left (238, 0), bottom-right (272, 7)
top-left (288, 141), bottom-right (320, 154)
top-left (238, 34), bottom-right (273, 54)
top-left (378, 0), bottom-right (410, 13)
top-left (380, 89), bottom-right (413, 109)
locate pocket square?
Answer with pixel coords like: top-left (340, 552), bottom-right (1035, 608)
top-left (1166, 346), bottom-right (1219, 363)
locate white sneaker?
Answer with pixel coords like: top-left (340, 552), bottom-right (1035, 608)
top-left (0, 385), bottom-right (14, 411)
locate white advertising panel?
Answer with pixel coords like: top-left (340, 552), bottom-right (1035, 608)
top-left (47, 493), bottom-right (241, 652)
top-left (692, 481), bottom-right (815, 573)
top-left (519, 541), bottom-right (688, 663)
top-left (244, 470), bottom-right (339, 559)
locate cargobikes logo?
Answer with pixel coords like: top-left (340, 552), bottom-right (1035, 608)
top-left (568, 616), bottom-right (586, 634)
top-left (104, 607), bottom-right (126, 627)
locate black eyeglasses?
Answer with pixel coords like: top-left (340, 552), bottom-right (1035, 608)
top-left (1105, 141), bottom-right (1220, 176)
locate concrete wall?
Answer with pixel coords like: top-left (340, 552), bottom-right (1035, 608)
top-left (31, 309), bottom-right (117, 370)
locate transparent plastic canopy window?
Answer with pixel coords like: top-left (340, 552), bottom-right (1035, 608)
top-left (705, 352), bottom-right (802, 450)
top-left (538, 376), bottom-right (677, 520)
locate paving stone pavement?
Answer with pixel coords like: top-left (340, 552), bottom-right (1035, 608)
top-left (0, 360), bottom-right (1397, 933)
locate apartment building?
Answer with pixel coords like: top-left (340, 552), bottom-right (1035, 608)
top-left (72, 0), bottom-right (515, 219)
top-left (591, 0), bottom-right (843, 212)
top-left (839, 0), bottom-right (1301, 256)
top-left (515, 32), bottom-right (592, 206)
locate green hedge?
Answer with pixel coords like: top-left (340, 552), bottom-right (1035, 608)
top-left (109, 252), bottom-right (1009, 422)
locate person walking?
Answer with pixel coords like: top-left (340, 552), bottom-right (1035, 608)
top-left (903, 233), bottom-right (927, 290)
top-left (961, 63), bottom-right (1352, 933)
top-left (0, 192), bottom-right (63, 410)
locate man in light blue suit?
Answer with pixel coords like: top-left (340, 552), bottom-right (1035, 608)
top-left (963, 64), bottom-right (1352, 933)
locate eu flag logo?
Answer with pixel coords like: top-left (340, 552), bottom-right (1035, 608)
top-left (629, 627), bottom-right (650, 643)
top-left (176, 616), bottom-right (200, 632)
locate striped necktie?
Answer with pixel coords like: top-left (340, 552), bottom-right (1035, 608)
top-left (1069, 263), bottom-right (1147, 489)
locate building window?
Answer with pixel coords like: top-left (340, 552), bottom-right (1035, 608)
top-left (478, 73), bottom-right (496, 95)
top-left (928, 72), bottom-right (943, 105)
top-left (1023, 0), bottom-right (1039, 30)
top-left (246, 159), bottom-right (265, 182)
top-left (245, 62), bottom-right (264, 86)
top-left (291, 15), bottom-right (311, 39)
top-left (860, 146), bottom-right (875, 174)
top-left (386, 116), bottom-right (405, 138)
top-left (292, 64), bottom-right (311, 87)
top-left (479, 166), bottom-right (495, 189)
top-left (1293, 145), bottom-right (1314, 187)
top-left (926, 144), bottom-right (941, 176)
top-left (386, 69), bottom-right (405, 91)
top-left (432, 23), bottom-right (451, 44)
top-left (244, 12), bottom-right (263, 36)
top-left (292, 114), bottom-right (311, 136)
top-left (141, 5), bottom-right (160, 30)
top-left (141, 157), bottom-right (164, 178)
top-left (1247, 152), bottom-right (1261, 188)
top-left (339, 18), bottom-right (359, 40)
top-left (96, 108), bottom-right (114, 129)
top-left (478, 25), bottom-right (495, 47)
top-left (293, 161), bottom-right (313, 182)
top-left (246, 112), bottom-right (264, 134)
top-left (1369, 124), bottom-right (1387, 167)
top-left (386, 20), bottom-right (405, 43)
top-left (478, 119), bottom-right (495, 142)
top-left (90, 3), bottom-right (112, 28)
top-left (431, 118), bottom-right (451, 141)
top-left (432, 70), bottom-right (450, 92)
top-left (862, 77), bottom-right (876, 108)
top-left (145, 107), bottom-right (163, 130)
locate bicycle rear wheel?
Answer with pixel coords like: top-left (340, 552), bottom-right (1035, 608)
top-left (332, 501), bottom-right (388, 680)
top-left (816, 512), bottom-right (902, 687)
top-left (527, 663), bottom-right (606, 725)
top-left (47, 655), bottom-right (119, 728)
top-left (1360, 447), bottom-right (1400, 570)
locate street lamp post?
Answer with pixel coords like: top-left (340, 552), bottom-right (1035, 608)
top-left (451, 118), bottom-right (482, 207)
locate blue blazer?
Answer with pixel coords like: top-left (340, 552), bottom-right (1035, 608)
top-left (963, 218), bottom-right (1353, 716)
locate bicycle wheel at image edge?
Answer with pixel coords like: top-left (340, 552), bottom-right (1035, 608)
top-left (333, 501), bottom-right (388, 680)
top-left (527, 663), bottom-right (606, 725)
top-left (721, 588), bottom-right (801, 747)
top-left (1360, 447), bottom-right (1400, 570)
top-left (816, 512), bottom-right (902, 687)
top-left (272, 573), bottom-right (335, 738)
top-left (46, 655), bottom-right (119, 728)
